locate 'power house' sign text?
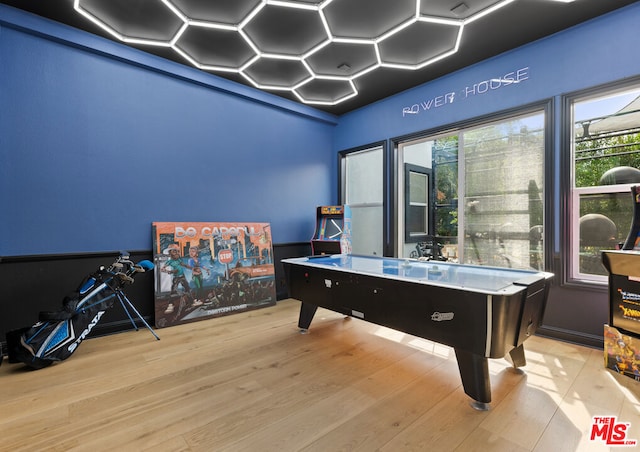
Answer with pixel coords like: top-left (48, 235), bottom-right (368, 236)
top-left (402, 66), bottom-right (530, 117)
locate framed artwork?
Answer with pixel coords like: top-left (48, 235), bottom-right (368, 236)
top-left (152, 222), bottom-right (276, 328)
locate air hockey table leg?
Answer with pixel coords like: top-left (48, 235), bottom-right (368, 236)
top-left (454, 348), bottom-right (491, 410)
top-left (298, 302), bottom-right (318, 333)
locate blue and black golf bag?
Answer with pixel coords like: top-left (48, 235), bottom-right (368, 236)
top-left (6, 252), bottom-right (159, 369)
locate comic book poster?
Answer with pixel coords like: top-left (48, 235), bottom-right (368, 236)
top-left (152, 222), bottom-right (276, 328)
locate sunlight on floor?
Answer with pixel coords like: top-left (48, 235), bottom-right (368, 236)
top-left (603, 370), bottom-right (640, 405)
top-left (407, 337), bottom-right (454, 359)
top-left (372, 325), bottom-right (455, 359)
top-left (372, 325), bottom-right (406, 343)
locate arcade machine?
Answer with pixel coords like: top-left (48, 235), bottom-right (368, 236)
top-left (311, 205), bottom-right (352, 255)
top-left (602, 186), bottom-right (640, 380)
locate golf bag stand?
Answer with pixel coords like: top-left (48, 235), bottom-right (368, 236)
top-left (6, 252), bottom-right (159, 370)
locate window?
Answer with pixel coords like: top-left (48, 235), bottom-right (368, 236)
top-left (569, 85), bottom-right (640, 282)
top-left (404, 164), bottom-right (432, 242)
top-left (341, 145), bottom-right (384, 256)
top-left (398, 109), bottom-right (545, 270)
top-left (399, 135), bottom-right (458, 259)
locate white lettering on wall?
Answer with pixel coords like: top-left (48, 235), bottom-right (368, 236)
top-left (402, 66), bottom-right (530, 117)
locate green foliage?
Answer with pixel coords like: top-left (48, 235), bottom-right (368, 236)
top-left (575, 133), bottom-right (640, 187)
top-left (576, 133), bottom-right (640, 257)
top-left (433, 137), bottom-right (459, 237)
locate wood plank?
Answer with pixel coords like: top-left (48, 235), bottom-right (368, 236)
top-left (1, 299), bottom-right (638, 452)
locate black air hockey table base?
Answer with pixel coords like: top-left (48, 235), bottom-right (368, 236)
top-left (283, 255), bottom-right (552, 410)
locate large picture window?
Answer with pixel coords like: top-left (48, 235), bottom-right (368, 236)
top-left (569, 84), bottom-right (640, 282)
top-left (397, 109), bottom-right (545, 270)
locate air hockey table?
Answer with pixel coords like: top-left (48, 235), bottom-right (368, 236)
top-left (282, 254), bottom-right (553, 410)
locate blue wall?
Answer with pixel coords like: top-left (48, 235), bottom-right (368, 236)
top-left (0, 5), bottom-right (338, 256)
top-left (3, 3), bottom-right (637, 259)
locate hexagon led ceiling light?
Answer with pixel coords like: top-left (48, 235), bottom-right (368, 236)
top-left (73, 0), bottom-right (516, 106)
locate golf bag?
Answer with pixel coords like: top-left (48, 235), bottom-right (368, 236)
top-left (6, 252), bottom-right (159, 369)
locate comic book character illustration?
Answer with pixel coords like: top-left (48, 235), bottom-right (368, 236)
top-left (161, 244), bottom-right (200, 314)
top-left (188, 246), bottom-right (210, 303)
top-left (604, 325), bottom-right (640, 381)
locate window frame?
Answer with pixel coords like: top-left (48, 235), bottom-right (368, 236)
top-left (404, 163), bottom-right (433, 243)
top-left (338, 141), bottom-right (390, 257)
top-left (562, 77), bottom-right (640, 286)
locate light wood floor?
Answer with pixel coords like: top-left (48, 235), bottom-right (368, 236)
top-left (1, 299), bottom-right (639, 452)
